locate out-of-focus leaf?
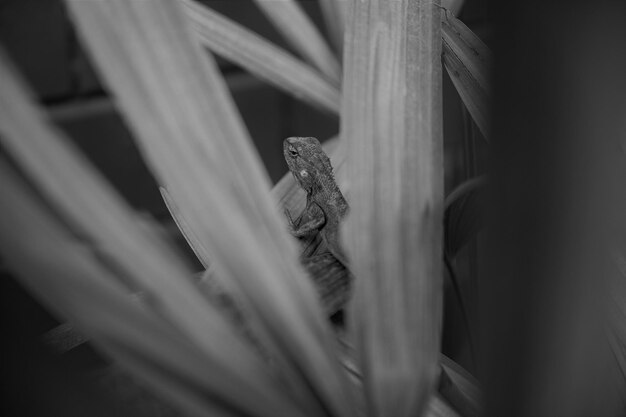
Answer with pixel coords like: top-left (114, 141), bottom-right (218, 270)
top-left (252, 0), bottom-right (341, 85)
top-left (444, 176), bottom-right (485, 258)
top-left (160, 186), bottom-right (211, 269)
top-left (0, 158), bottom-right (304, 417)
top-left (610, 250), bottom-right (626, 389)
top-left (442, 11), bottom-right (491, 139)
top-left (335, 344), bottom-right (479, 417)
top-left (0, 49), bottom-right (265, 380)
top-left (341, 1), bottom-right (444, 416)
top-left (42, 322), bottom-right (89, 353)
top-left (442, 0), bottom-right (466, 16)
top-left (439, 355), bottom-right (481, 417)
top-left (64, 1), bottom-right (356, 415)
top-left (319, 0), bottom-right (347, 55)
top-left (427, 395), bottom-right (462, 417)
top-left (183, 0), bottom-right (340, 114)
top-left (610, 329), bottom-right (626, 389)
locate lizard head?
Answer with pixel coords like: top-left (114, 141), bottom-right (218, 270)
top-left (283, 137), bottom-right (334, 192)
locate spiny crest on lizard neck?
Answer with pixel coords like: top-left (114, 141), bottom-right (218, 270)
top-left (283, 137), bottom-right (335, 193)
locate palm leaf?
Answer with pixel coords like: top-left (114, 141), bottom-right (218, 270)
top-left (439, 355), bottom-right (480, 417)
top-left (442, 11), bottom-right (491, 139)
top-left (252, 0), bottom-right (341, 85)
top-left (183, 0), bottom-right (340, 114)
top-left (0, 50), bottom-right (261, 373)
top-left (444, 176), bottom-right (485, 258)
top-left (63, 1), bottom-right (355, 415)
top-left (318, 0), bottom-right (347, 55)
top-left (341, 1), bottom-right (444, 416)
top-left (0, 161), bottom-right (304, 417)
top-left (428, 396), bottom-right (462, 417)
top-left (160, 186), bottom-right (211, 269)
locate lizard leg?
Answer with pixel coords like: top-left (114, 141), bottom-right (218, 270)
top-left (284, 207), bottom-right (307, 234)
top-left (285, 200), bottom-right (325, 237)
top-left (291, 214), bottom-right (325, 237)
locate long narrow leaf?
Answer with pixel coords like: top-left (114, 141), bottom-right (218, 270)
top-left (160, 185), bottom-right (260, 353)
top-left (252, 0), bottom-right (341, 85)
top-left (318, 0), bottom-right (347, 55)
top-left (442, 11), bottom-right (492, 89)
top-left (0, 159), bottom-right (305, 417)
top-left (0, 50), bottom-right (270, 381)
top-left (444, 176), bottom-right (485, 258)
top-left (442, 44), bottom-right (489, 139)
top-left (183, 0), bottom-right (340, 114)
top-left (341, 1), bottom-right (444, 416)
top-left (427, 395), bottom-right (462, 417)
top-left (442, 11), bottom-right (491, 138)
top-left (160, 186), bottom-right (211, 269)
top-left (439, 355), bottom-right (480, 417)
top-left (64, 1), bottom-right (355, 415)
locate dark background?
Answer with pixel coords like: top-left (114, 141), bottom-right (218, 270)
top-left (0, 1), bottom-right (490, 415)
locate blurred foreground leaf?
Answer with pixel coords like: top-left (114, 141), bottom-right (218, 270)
top-left (184, 0), bottom-right (340, 114)
top-left (341, 1), bottom-right (444, 416)
top-left (318, 0), bottom-right (347, 55)
top-left (0, 53), bottom-right (304, 417)
top-left (64, 1), bottom-right (355, 415)
top-left (252, 0), bottom-right (341, 84)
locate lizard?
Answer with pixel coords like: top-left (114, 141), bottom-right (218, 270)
top-left (283, 137), bottom-right (351, 317)
top-left (43, 138), bottom-right (350, 354)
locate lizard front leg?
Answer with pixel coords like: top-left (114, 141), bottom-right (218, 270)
top-left (285, 201), bottom-right (326, 237)
top-left (291, 214), bottom-right (325, 237)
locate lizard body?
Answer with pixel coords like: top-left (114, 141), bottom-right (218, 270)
top-left (283, 137), bottom-right (351, 315)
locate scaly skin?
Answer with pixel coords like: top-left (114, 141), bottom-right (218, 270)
top-left (283, 137), bottom-right (351, 316)
top-left (283, 136), bottom-right (349, 264)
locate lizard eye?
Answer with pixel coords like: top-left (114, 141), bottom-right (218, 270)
top-left (288, 145), bottom-right (298, 157)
